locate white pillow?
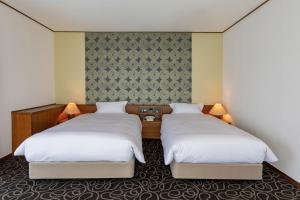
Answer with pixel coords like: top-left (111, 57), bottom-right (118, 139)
top-left (96, 101), bottom-right (128, 113)
top-left (170, 103), bottom-right (204, 114)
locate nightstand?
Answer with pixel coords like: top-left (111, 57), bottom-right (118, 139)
top-left (11, 104), bottom-right (65, 152)
top-left (138, 106), bottom-right (162, 139)
top-left (141, 120), bottom-right (161, 139)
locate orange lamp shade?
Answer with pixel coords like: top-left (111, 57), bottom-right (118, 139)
top-left (209, 103), bottom-right (227, 116)
top-left (64, 102), bottom-right (80, 115)
top-left (222, 113), bottom-right (233, 124)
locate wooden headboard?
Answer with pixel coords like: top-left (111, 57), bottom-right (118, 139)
top-left (11, 104), bottom-right (213, 150)
top-left (77, 104), bottom-right (213, 115)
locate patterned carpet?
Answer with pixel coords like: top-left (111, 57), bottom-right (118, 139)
top-left (0, 140), bottom-right (299, 200)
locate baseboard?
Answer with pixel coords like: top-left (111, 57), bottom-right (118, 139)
top-left (0, 153), bottom-right (12, 161)
top-left (264, 162), bottom-right (300, 189)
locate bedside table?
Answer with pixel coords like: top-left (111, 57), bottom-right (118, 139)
top-left (141, 120), bottom-right (161, 139)
top-left (11, 104), bottom-right (65, 152)
top-left (138, 106), bottom-right (162, 139)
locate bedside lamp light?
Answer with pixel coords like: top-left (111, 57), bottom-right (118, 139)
top-left (64, 102), bottom-right (80, 119)
top-left (222, 113), bottom-right (233, 124)
top-left (209, 103), bottom-right (227, 118)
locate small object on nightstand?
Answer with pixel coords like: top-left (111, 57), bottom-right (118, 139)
top-left (64, 102), bottom-right (80, 119)
top-left (209, 103), bottom-right (227, 119)
top-left (144, 116), bottom-right (155, 121)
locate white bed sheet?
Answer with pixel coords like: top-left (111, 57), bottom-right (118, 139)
top-left (15, 113), bottom-right (145, 163)
top-left (161, 114), bottom-right (278, 165)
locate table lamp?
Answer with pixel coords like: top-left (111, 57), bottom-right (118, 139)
top-left (222, 113), bottom-right (233, 124)
top-left (64, 102), bottom-right (80, 119)
top-left (209, 103), bottom-right (227, 118)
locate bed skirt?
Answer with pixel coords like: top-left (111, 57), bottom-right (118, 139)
top-left (29, 158), bottom-right (135, 179)
top-left (170, 161), bottom-right (262, 180)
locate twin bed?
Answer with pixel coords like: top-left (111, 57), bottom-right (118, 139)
top-left (15, 113), bottom-right (145, 179)
top-left (14, 102), bottom-right (277, 180)
top-left (161, 113), bottom-right (277, 179)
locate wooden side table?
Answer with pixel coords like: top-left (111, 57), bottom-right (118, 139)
top-left (138, 106), bottom-right (162, 139)
top-left (11, 104), bottom-right (65, 152)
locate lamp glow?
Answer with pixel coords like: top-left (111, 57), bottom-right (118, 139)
top-left (222, 113), bottom-right (233, 124)
top-left (209, 103), bottom-right (227, 116)
top-left (64, 102), bottom-right (80, 119)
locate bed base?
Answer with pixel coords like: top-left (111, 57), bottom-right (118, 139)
top-left (29, 158), bottom-right (135, 179)
top-left (170, 161), bottom-right (262, 180)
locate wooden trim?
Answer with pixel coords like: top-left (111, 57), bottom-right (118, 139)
top-left (0, 153), bottom-right (12, 161)
top-left (0, 0), bottom-right (220, 33)
top-left (11, 103), bottom-right (59, 113)
top-left (77, 104), bottom-right (213, 114)
top-left (1, 0), bottom-right (268, 34)
top-left (0, 1), bottom-right (54, 32)
top-left (223, 0), bottom-right (270, 32)
top-left (264, 162), bottom-right (300, 189)
top-left (54, 31), bottom-right (223, 33)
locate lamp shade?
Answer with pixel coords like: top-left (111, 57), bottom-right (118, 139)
top-left (209, 103), bottom-right (227, 116)
top-left (64, 102), bottom-right (80, 115)
top-left (222, 113), bottom-right (233, 124)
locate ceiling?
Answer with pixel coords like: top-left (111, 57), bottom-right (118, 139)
top-left (2, 0), bottom-right (267, 32)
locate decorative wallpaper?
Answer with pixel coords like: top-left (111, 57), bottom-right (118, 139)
top-left (85, 32), bottom-right (192, 104)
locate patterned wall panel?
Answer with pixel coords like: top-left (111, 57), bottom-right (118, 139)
top-left (85, 32), bottom-right (192, 104)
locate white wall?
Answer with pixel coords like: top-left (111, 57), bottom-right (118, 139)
top-left (223, 0), bottom-right (300, 182)
top-left (0, 4), bottom-right (55, 158)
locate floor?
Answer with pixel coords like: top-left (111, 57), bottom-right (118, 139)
top-left (0, 140), bottom-right (299, 200)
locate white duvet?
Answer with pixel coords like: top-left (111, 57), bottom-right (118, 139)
top-left (161, 114), bottom-right (278, 165)
top-left (15, 113), bottom-right (145, 163)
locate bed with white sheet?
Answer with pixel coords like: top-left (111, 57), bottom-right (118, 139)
top-left (161, 113), bottom-right (278, 180)
top-left (15, 112), bottom-right (145, 179)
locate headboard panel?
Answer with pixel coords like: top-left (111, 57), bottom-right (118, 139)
top-left (85, 32), bottom-right (192, 104)
top-left (77, 104), bottom-right (212, 115)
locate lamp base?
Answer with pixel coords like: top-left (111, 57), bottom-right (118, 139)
top-left (68, 114), bottom-right (75, 120)
top-left (213, 115), bottom-right (222, 119)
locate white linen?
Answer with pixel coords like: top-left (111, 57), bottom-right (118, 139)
top-left (170, 103), bottom-right (204, 114)
top-left (96, 101), bottom-right (127, 113)
top-left (161, 114), bottom-right (278, 165)
top-left (15, 113), bottom-right (145, 163)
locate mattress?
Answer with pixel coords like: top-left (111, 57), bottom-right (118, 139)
top-left (15, 113), bottom-right (145, 163)
top-left (161, 114), bottom-right (278, 165)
